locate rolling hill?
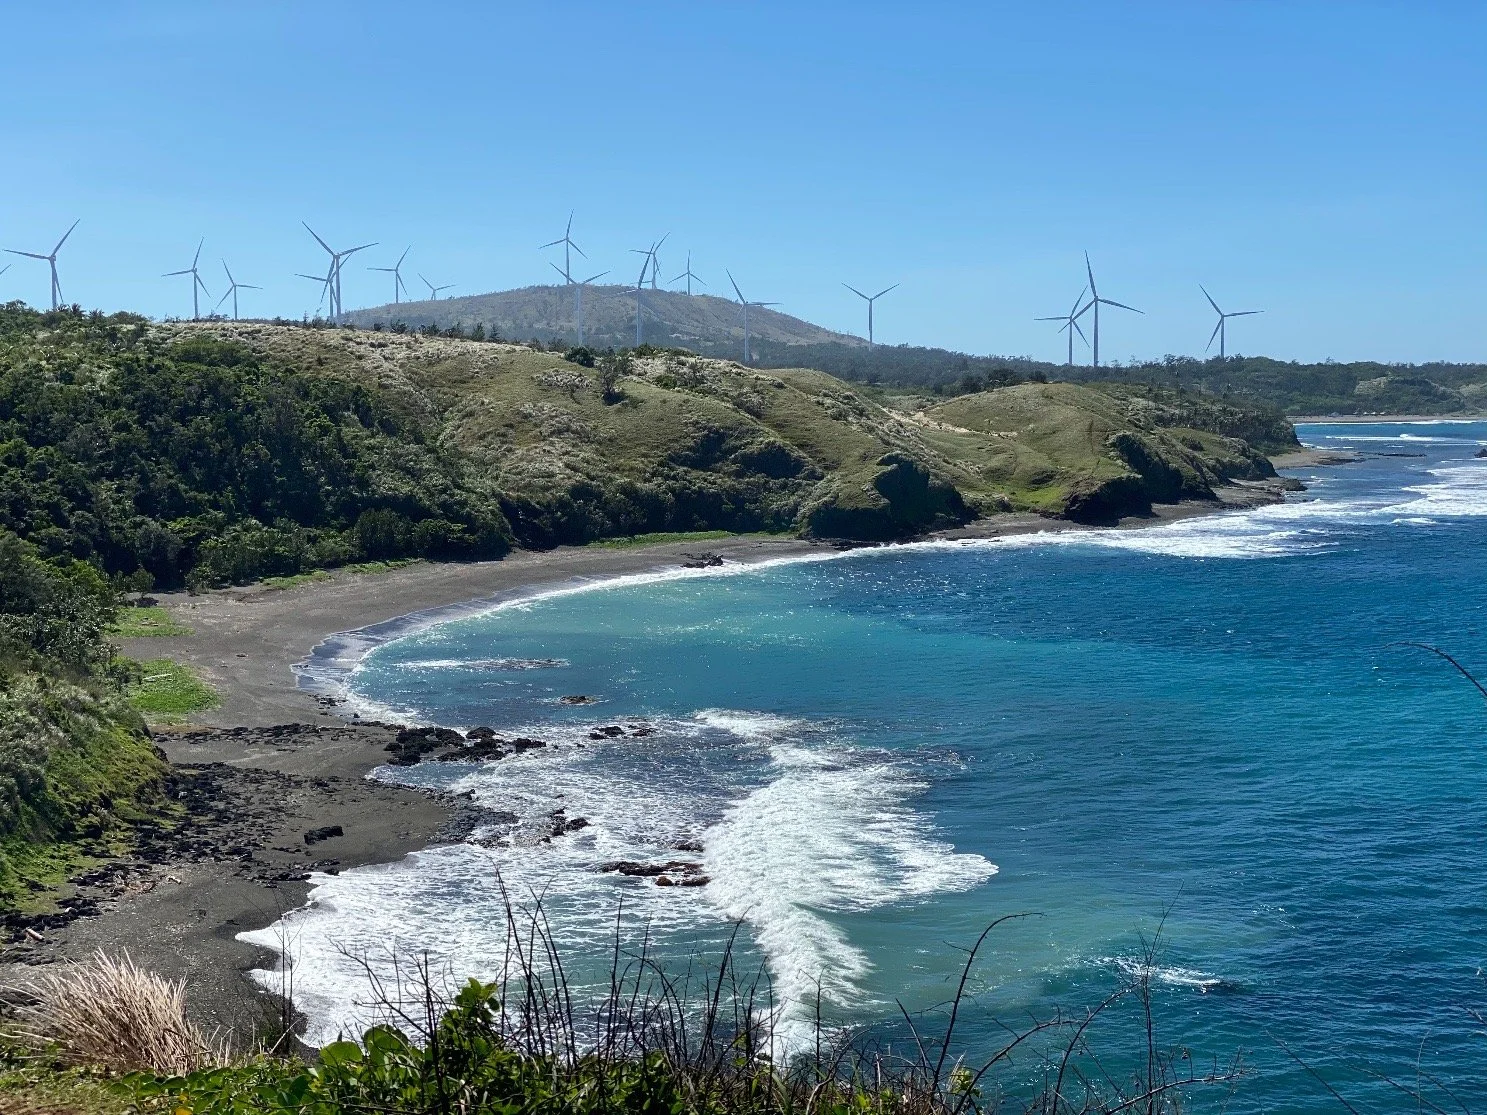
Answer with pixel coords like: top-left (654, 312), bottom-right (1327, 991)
top-left (342, 284), bottom-right (866, 355)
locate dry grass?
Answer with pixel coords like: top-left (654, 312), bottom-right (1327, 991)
top-left (8, 951), bottom-right (225, 1076)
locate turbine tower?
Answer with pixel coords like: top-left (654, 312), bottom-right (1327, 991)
top-left (843, 282), bottom-right (898, 349)
top-left (303, 223), bottom-right (375, 322)
top-left (215, 261), bottom-right (260, 321)
top-left (419, 274), bottom-right (453, 300)
top-left (671, 251), bottom-right (706, 295)
top-left (540, 212), bottom-right (586, 284)
top-left (1083, 253), bottom-right (1142, 368)
top-left (6, 220), bottom-right (79, 311)
top-left (164, 238), bottom-right (211, 321)
top-left (632, 256), bottom-right (649, 346)
top-left (370, 247), bottom-right (412, 303)
top-left (727, 270), bottom-right (778, 365)
top-left (551, 264), bottom-right (609, 345)
top-left (1201, 285), bottom-right (1262, 359)
top-left (1035, 288), bottom-right (1092, 366)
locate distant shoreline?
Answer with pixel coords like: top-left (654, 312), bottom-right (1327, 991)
top-left (1289, 414), bottom-right (1487, 423)
top-left (0, 475), bottom-right (1304, 1039)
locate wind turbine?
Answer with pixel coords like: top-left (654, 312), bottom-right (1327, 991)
top-left (540, 212), bottom-right (586, 284)
top-left (1200, 285), bottom-right (1261, 359)
top-left (420, 274), bottom-right (453, 300)
top-left (843, 282), bottom-right (898, 349)
top-left (215, 261), bottom-right (260, 321)
top-left (164, 238), bottom-right (211, 321)
top-left (727, 270), bottom-right (778, 364)
top-left (1082, 253), bottom-right (1142, 368)
top-left (296, 270), bottom-right (333, 316)
top-left (6, 220), bottom-right (79, 311)
top-left (550, 264), bottom-right (609, 345)
top-left (630, 234), bottom-right (669, 291)
top-left (671, 251), bottom-right (706, 295)
top-left (1035, 288), bottom-right (1092, 366)
top-left (303, 223), bottom-right (375, 321)
top-left (370, 247), bottom-right (412, 303)
top-left (632, 255), bottom-right (649, 346)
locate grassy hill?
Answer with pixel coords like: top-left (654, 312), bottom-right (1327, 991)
top-left (0, 303), bottom-right (1296, 601)
top-left (342, 286), bottom-right (1487, 417)
top-left (343, 284), bottom-right (866, 355)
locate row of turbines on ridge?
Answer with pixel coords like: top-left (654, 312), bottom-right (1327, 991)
top-left (3, 217), bottom-right (1262, 366)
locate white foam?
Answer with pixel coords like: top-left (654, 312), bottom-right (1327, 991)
top-left (698, 714), bottom-right (996, 1048)
top-left (1382, 464), bottom-right (1487, 518)
top-left (243, 709), bottom-right (994, 1049)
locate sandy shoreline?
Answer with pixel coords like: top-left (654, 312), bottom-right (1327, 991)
top-left (0, 479), bottom-right (1307, 1037)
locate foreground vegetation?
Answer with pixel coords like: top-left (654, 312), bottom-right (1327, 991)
top-left (0, 533), bottom-right (169, 910)
top-left (2, 923), bottom-right (1243, 1115)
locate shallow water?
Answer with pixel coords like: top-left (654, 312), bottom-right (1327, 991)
top-left (247, 421), bottom-right (1487, 1112)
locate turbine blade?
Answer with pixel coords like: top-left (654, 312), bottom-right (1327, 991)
top-left (7, 250), bottom-right (48, 260)
top-left (843, 283), bottom-right (868, 300)
top-left (1099, 298), bottom-right (1142, 313)
top-left (1084, 251), bottom-right (1096, 295)
top-left (1206, 319), bottom-right (1223, 351)
top-left (214, 288), bottom-right (232, 310)
top-left (52, 219), bottom-right (80, 255)
top-left (1034, 315), bottom-right (1066, 321)
top-left (1073, 320), bottom-right (1088, 344)
top-left (164, 269), bottom-right (192, 277)
top-left (727, 270), bottom-right (744, 302)
top-left (240, 284), bottom-right (262, 290)
top-left (570, 241), bottom-right (587, 259)
top-left (582, 271), bottom-right (609, 284)
top-left (369, 266), bottom-right (395, 272)
top-left (397, 246), bottom-right (410, 267)
top-left (550, 262), bottom-right (568, 281)
top-left (343, 242), bottom-right (376, 256)
top-left (655, 232), bottom-right (670, 250)
top-left (1229, 310), bottom-right (1262, 317)
top-left (540, 238), bottom-right (565, 249)
top-left (221, 260), bottom-right (234, 283)
top-left (1072, 300), bottom-right (1094, 320)
top-left (196, 274), bottom-right (211, 296)
top-left (303, 222), bottom-right (333, 255)
top-left (1069, 286), bottom-right (1088, 316)
top-left (1200, 284), bottom-right (1222, 315)
top-left (192, 237), bottom-right (204, 266)
top-left (872, 284), bottom-right (898, 299)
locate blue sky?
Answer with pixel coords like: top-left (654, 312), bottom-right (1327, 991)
top-left (2, 1), bottom-right (1482, 363)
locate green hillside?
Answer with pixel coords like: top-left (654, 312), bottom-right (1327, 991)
top-left (0, 304), bottom-right (1297, 600)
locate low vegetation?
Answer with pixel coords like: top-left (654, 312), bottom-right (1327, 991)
top-left (2, 924), bottom-right (1241, 1115)
top-left (126, 659), bottom-right (218, 723)
top-left (109, 605), bottom-right (191, 638)
top-left (0, 533), bottom-right (168, 911)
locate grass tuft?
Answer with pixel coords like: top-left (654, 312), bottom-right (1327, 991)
top-left (8, 951), bottom-right (225, 1077)
top-left (108, 606), bottom-right (191, 639)
top-left (127, 660), bottom-right (218, 723)
top-left (589, 530), bottom-right (742, 549)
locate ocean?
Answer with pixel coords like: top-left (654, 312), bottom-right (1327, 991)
top-left (246, 421), bottom-right (1487, 1111)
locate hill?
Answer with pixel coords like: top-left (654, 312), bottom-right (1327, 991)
top-left (342, 286), bottom-right (1487, 417)
top-left (342, 284), bottom-right (866, 355)
top-left (0, 304), bottom-right (1295, 598)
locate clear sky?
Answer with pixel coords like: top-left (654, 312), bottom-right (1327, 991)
top-left (2, 1), bottom-right (1482, 364)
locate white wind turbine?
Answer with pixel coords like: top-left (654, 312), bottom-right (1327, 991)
top-left (1035, 288), bottom-right (1092, 366)
top-left (550, 263), bottom-right (609, 345)
top-left (843, 282), bottom-right (898, 349)
top-left (164, 238), bottom-right (211, 321)
top-left (215, 261), bottom-right (260, 321)
top-left (671, 251), bottom-right (706, 295)
top-left (303, 223), bottom-right (375, 321)
top-left (370, 247), bottom-right (413, 303)
top-left (7, 220), bottom-right (79, 310)
top-left (540, 212), bottom-right (586, 284)
top-left (1082, 253), bottom-right (1142, 368)
top-left (727, 270), bottom-right (778, 364)
top-left (420, 274), bottom-right (454, 300)
top-left (1201, 285), bottom-right (1262, 359)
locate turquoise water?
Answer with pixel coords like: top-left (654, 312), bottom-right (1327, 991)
top-left (251, 422), bottom-right (1487, 1111)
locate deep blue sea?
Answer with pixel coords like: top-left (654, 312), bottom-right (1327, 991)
top-left (249, 422), bottom-right (1487, 1112)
